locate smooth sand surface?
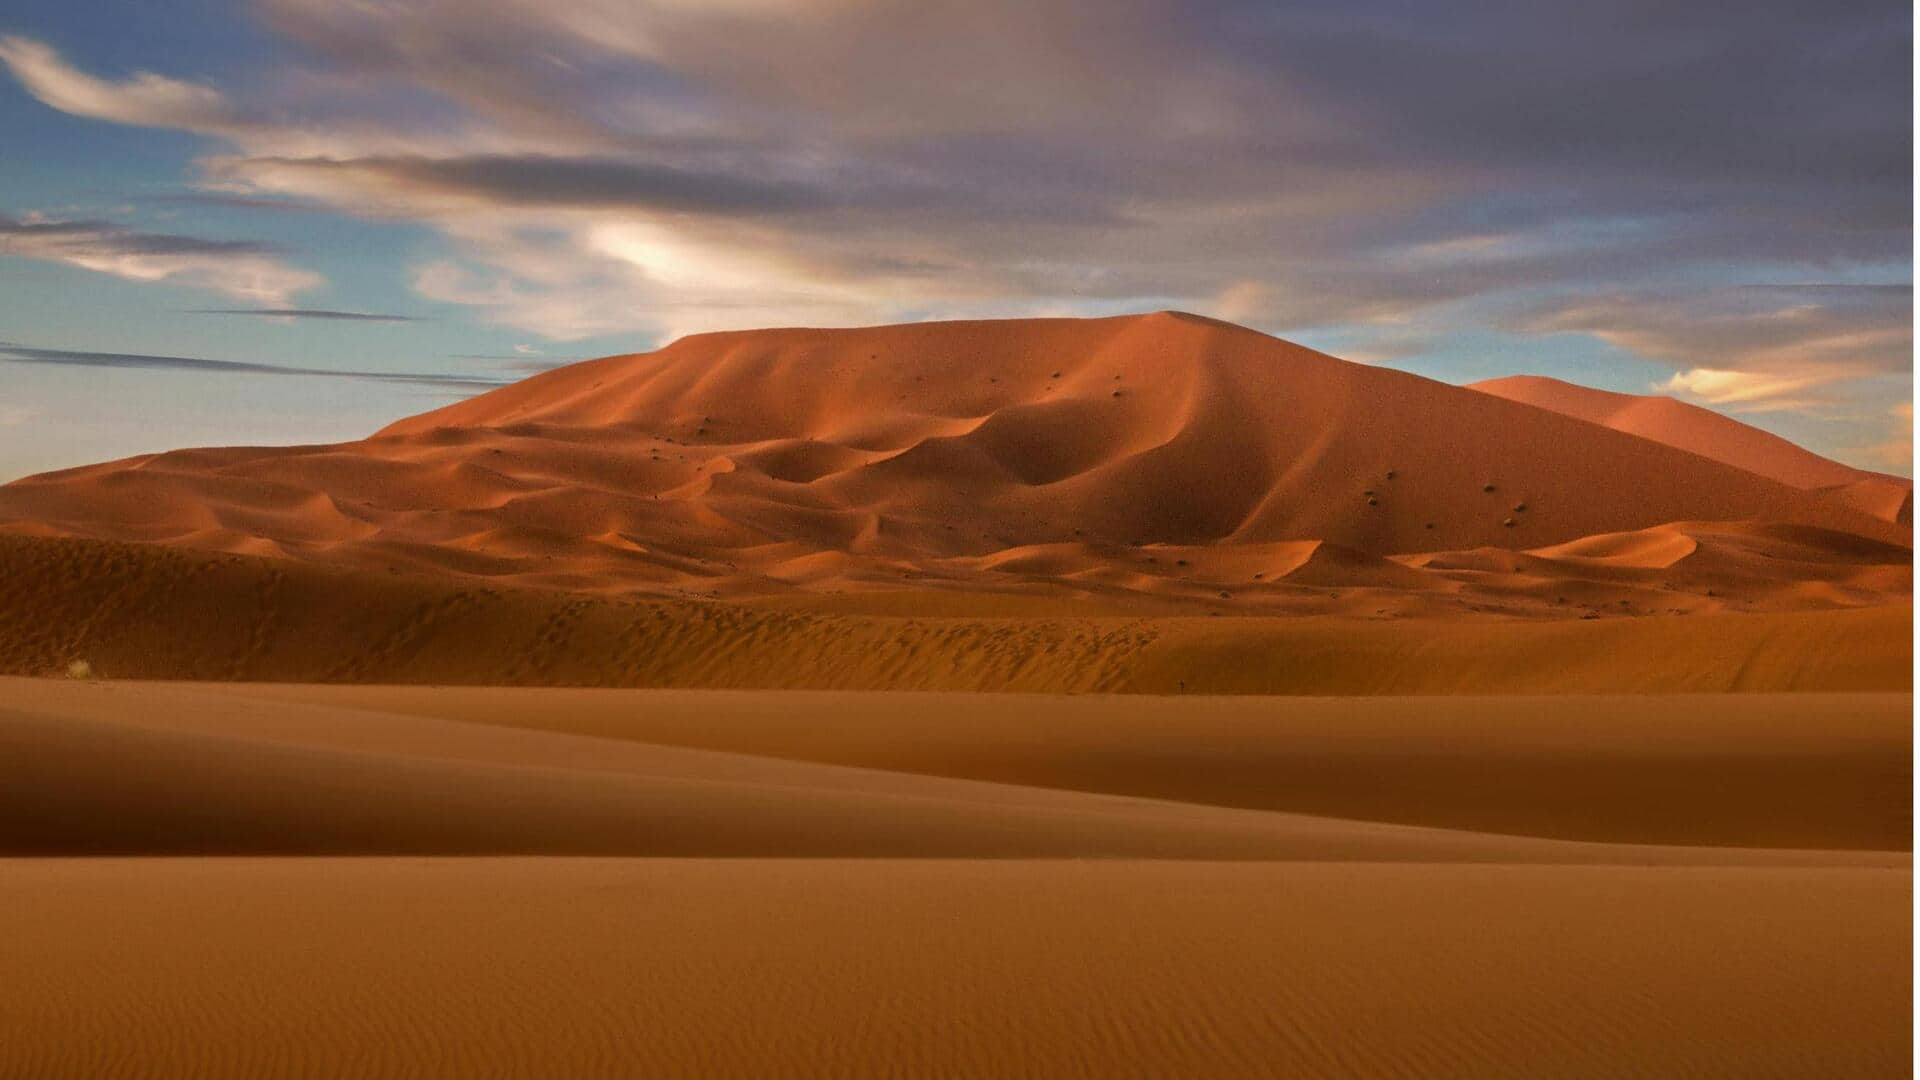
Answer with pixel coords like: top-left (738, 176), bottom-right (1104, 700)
top-left (1, 314), bottom-right (1906, 613)
top-left (1, 533), bottom-right (1909, 692)
top-left (0, 678), bottom-right (1908, 1077)
top-left (197, 683), bottom-right (1915, 850)
top-left (2, 858), bottom-right (1907, 1079)
top-left (3, 678), bottom-right (1908, 856)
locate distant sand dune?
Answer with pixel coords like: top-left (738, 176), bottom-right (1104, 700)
top-left (0, 534), bottom-right (1907, 692)
top-left (1473, 373), bottom-right (1913, 524)
top-left (0, 314), bottom-right (1905, 613)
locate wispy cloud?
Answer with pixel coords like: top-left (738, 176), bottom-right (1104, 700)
top-left (187, 308), bottom-right (421, 321)
top-left (0, 212), bottom-right (321, 305)
top-left (1520, 284), bottom-right (1911, 413)
top-left (0, 343), bottom-right (508, 389)
top-left (0, 403), bottom-right (43, 427)
top-left (0, 35), bottom-right (240, 131)
top-left (1850, 403), bottom-right (1915, 472)
top-left (0, 3), bottom-right (1907, 449)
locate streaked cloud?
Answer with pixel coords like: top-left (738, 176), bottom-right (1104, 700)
top-left (0, 403), bottom-right (43, 428)
top-left (0, 212), bottom-right (321, 305)
top-left (1852, 403), bottom-right (1915, 471)
top-left (1522, 284), bottom-right (1910, 412)
top-left (187, 308), bottom-right (422, 321)
top-left (0, 343), bottom-right (508, 389)
top-left (0, 1), bottom-right (1907, 466)
top-left (0, 36), bottom-right (239, 131)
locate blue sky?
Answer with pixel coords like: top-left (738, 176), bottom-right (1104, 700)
top-left (0, 0), bottom-right (1909, 480)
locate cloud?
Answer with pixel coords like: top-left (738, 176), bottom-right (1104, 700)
top-left (0, 404), bottom-right (43, 427)
top-left (1521, 284), bottom-right (1910, 412)
top-left (0, 36), bottom-right (240, 131)
top-left (218, 154), bottom-right (839, 215)
top-left (1852, 402), bottom-right (1915, 472)
top-left (0, 343), bottom-right (509, 389)
top-left (0, 1), bottom-right (1906, 408)
top-left (187, 308), bottom-right (422, 321)
top-left (0, 212), bottom-right (322, 305)
top-left (1656, 368), bottom-right (1839, 412)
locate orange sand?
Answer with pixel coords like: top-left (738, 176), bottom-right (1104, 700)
top-left (0, 533), bottom-right (1907, 691)
top-left (0, 314), bottom-right (1906, 614)
top-left (1473, 373), bottom-right (1913, 524)
top-left (0, 678), bottom-right (1907, 1077)
top-left (0, 313), bottom-right (1909, 1077)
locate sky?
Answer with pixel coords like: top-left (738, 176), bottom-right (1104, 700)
top-left (0, 0), bottom-right (1910, 481)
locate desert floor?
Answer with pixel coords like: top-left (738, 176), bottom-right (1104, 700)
top-left (2, 677), bottom-right (1908, 1077)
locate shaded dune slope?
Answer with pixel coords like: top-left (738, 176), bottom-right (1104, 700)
top-left (2, 677), bottom-right (1908, 856)
top-left (0, 313), bottom-right (1904, 611)
top-left (199, 682), bottom-right (1913, 851)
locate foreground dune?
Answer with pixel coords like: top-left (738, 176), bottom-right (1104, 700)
top-left (0, 678), bottom-right (1907, 1077)
top-left (4, 678), bottom-right (1908, 854)
top-left (203, 683), bottom-right (1914, 850)
top-left (2, 858), bottom-right (1905, 1079)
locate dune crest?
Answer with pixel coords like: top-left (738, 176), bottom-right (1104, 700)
top-left (0, 314), bottom-right (1906, 613)
top-left (1471, 374), bottom-right (1912, 523)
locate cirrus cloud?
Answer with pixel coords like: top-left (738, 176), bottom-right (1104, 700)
top-left (0, 212), bottom-right (321, 306)
top-left (0, 1), bottom-right (1906, 469)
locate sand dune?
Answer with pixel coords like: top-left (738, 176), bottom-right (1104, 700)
top-left (1473, 373), bottom-right (1913, 523)
top-left (0, 314), bottom-right (1905, 612)
top-left (3, 858), bottom-right (1905, 1079)
top-left (0, 678), bottom-right (1908, 1076)
top-left (0, 314), bottom-right (1908, 1076)
top-left (168, 681), bottom-right (1910, 851)
top-left (0, 533), bottom-right (1907, 691)
top-left (8, 677), bottom-right (1903, 860)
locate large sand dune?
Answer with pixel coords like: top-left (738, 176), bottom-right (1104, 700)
top-left (0, 313), bottom-right (1908, 1076)
top-left (0, 313), bottom-right (1905, 614)
top-left (0, 677), bottom-right (1908, 1077)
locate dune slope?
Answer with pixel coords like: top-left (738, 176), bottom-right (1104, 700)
top-left (1472, 374), bottom-right (1913, 523)
top-left (0, 314), bottom-right (1904, 611)
top-left (0, 676), bottom-right (1908, 1077)
top-left (3, 858), bottom-right (1906, 1079)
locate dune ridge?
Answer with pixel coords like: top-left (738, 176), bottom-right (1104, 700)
top-left (0, 313), bottom-right (1905, 614)
top-left (1472, 373), bottom-right (1913, 523)
top-left (0, 675), bottom-right (1908, 1076)
top-left (2, 672), bottom-right (1909, 856)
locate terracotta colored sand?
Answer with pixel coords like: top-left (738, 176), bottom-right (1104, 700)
top-left (0, 314), bottom-right (1908, 1077)
top-left (0, 678), bottom-right (1908, 1077)
top-left (2, 859), bottom-right (1905, 1079)
top-left (1473, 373), bottom-right (1913, 523)
top-left (0, 533), bottom-right (1907, 691)
top-left (0, 314), bottom-right (1907, 614)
